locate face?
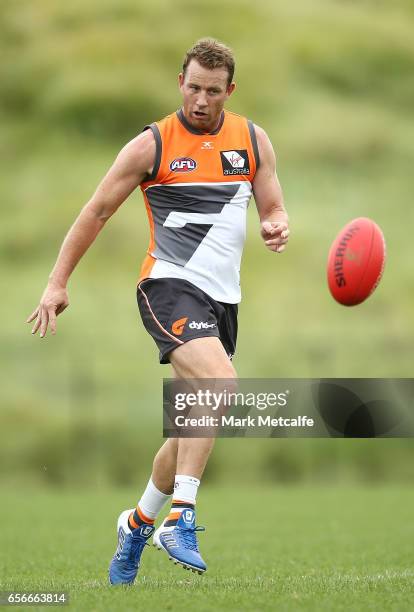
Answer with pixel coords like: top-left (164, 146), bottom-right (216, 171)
top-left (179, 59), bottom-right (235, 132)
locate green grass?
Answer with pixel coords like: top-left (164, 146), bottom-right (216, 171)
top-left (1, 485), bottom-right (414, 611)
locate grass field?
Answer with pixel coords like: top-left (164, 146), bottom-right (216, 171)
top-left (2, 485), bottom-right (414, 611)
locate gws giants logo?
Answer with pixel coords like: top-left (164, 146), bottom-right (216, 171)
top-left (170, 157), bottom-right (197, 173)
top-left (220, 149), bottom-right (250, 175)
top-left (172, 317), bottom-right (188, 336)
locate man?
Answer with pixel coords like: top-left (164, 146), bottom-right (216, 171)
top-left (27, 38), bottom-right (289, 583)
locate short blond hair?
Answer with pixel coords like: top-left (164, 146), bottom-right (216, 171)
top-left (183, 38), bottom-right (235, 86)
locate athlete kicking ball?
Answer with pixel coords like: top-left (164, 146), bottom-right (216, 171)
top-left (27, 38), bottom-right (289, 584)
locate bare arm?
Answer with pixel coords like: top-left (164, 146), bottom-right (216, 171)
top-left (27, 129), bottom-right (156, 337)
top-left (252, 125), bottom-right (290, 253)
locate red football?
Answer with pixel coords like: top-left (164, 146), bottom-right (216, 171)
top-left (327, 217), bottom-right (386, 306)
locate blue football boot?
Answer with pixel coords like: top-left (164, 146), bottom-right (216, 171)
top-left (109, 509), bottom-right (154, 585)
top-left (153, 508), bottom-right (206, 574)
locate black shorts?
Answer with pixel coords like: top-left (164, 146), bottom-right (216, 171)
top-left (137, 278), bottom-right (238, 364)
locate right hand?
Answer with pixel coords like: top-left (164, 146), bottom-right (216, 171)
top-left (26, 283), bottom-right (69, 338)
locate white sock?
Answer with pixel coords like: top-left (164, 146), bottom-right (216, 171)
top-left (137, 478), bottom-right (171, 520)
top-left (173, 474), bottom-right (200, 505)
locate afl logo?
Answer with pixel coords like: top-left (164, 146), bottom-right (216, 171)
top-left (170, 157), bottom-right (197, 173)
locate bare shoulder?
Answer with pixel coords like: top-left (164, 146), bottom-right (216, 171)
top-left (252, 123), bottom-right (276, 171)
top-left (253, 124), bottom-right (275, 155)
top-left (121, 130), bottom-right (156, 165)
top-left (124, 128), bottom-right (156, 155)
top-left (253, 123), bottom-right (268, 142)
top-left (118, 128), bottom-right (156, 175)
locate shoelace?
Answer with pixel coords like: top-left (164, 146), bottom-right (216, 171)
top-left (125, 535), bottom-right (150, 567)
top-left (177, 526), bottom-right (205, 552)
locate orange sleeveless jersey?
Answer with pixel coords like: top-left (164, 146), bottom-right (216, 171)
top-left (138, 109), bottom-right (260, 304)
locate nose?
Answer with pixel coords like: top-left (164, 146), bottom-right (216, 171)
top-left (196, 90), bottom-right (208, 108)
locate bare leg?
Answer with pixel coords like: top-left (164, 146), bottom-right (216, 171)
top-left (151, 438), bottom-right (178, 494)
top-left (169, 337), bottom-right (237, 479)
top-left (153, 338), bottom-right (235, 487)
top-left (149, 338), bottom-right (237, 573)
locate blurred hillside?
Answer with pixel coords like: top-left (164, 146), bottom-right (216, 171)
top-left (1, 0), bottom-right (414, 486)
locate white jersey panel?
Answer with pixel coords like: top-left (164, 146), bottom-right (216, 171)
top-left (146, 181), bottom-right (252, 303)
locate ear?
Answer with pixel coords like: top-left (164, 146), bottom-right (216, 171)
top-left (226, 82), bottom-right (236, 99)
top-left (178, 72), bottom-right (185, 90)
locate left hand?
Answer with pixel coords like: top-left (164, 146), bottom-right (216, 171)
top-left (260, 221), bottom-right (290, 253)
